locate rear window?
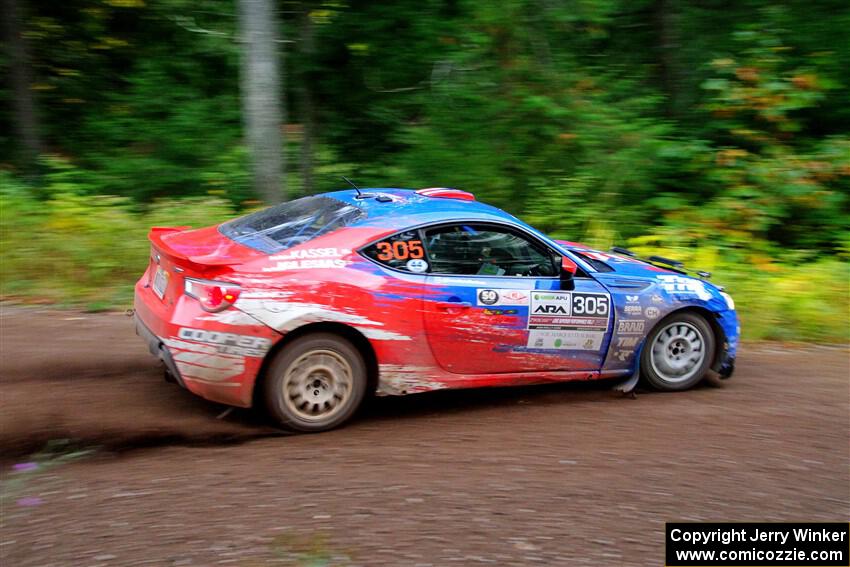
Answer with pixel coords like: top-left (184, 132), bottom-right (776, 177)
top-left (220, 196), bottom-right (365, 253)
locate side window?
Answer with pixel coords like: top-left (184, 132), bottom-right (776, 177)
top-left (361, 230), bottom-right (429, 273)
top-left (423, 224), bottom-right (557, 277)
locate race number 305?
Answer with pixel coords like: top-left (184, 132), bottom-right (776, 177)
top-left (572, 293), bottom-right (609, 316)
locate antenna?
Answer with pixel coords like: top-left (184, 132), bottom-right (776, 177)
top-left (342, 176), bottom-right (362, 197)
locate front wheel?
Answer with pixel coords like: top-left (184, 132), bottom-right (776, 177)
top-left (264, 333), bottom-right (367, 432)
top-left (640, 312), bottom-right (715, 391)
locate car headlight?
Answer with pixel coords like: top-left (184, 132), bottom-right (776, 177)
top-left (720, 291), bottom-right (735, 310)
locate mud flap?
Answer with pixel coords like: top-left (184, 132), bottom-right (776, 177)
top-left (158, 344), bottom-right (186, 389)
top-left (612, 367), bottom-right (640, 395)
top-left (134, 313), bottom-right (187, 389)
top-left (612, 344), bottom-right (642, 395)
top-left (718, 357), bottom-right (735, 379)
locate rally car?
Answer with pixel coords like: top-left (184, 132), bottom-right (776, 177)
top-left (134, 187), bottom-right (739, 432)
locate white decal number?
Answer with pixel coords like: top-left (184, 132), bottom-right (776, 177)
top-left (572, 294), bottom-right (609, 317)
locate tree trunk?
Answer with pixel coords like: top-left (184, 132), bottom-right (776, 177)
top-left (653, 0), bottom-right (682, 117)
top-left (297, 2), bottom-right (315, 195)
top-left (238, 0), bottom-right (285, 203)
top-left (2, 0), bottom-right (43, 175)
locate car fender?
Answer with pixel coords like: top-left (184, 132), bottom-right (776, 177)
top-left (595, 273), bottom-right (738, 375)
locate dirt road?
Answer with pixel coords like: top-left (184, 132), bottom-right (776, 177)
top-left (1, 306), bottom-right (848, 566)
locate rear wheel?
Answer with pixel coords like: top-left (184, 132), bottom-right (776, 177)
top-left (264, 333), bottom-right (367, 432)
top-left (640, 312), bottom-right (715, 391)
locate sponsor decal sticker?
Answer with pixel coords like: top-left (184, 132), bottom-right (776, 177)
top-left (626, 295), bottom-right (639, 303)
top-left (478, 289), bottom-right (499, 305)
top-left (483, 308), bottom-right (518, 316)
top-left (406, 258), bottom-right (429, 273)
top-left (657, 275), bottom-right (713, 300)
top-left (617, 320), bottom-right (645, 335)
top-left (528, 291), bottom-right (610, 330)
top-left (528, 315), bottom-right (608, 329)
top-left (475, 289), bottom-right (529, 306)
top-left (644, 306), bottom-right (660, 319)
top-left (613, 349), bottom-right (631, 362)
top-left (526, 329), bottom-right (604, 351)
top-left (624, 304), bottom-right (642, 315)
top-left (616, 336), bottom-right (640, 348)
top-left (651, 294), bottom-right (664, 303)
top-left (177, 328), bottom-right (272, 358)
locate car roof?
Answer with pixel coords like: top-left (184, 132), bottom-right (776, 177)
top-left (325, 188), bottom-right (522, 232)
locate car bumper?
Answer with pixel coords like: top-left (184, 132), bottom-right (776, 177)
top-left (134, 312), bottom-right (187, 388)
top-left (714, 308), bottom-right (739, 379)
top-left (133, 274), bottom-right (281, 408)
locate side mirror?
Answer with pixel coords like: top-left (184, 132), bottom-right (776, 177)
top-left (560, 256), bottom-right (577, 290)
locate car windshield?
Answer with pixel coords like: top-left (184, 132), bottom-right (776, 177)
top-left (219, 196), bottom-right (365, 254)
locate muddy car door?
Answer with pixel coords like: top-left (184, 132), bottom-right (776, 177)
top-left (420, 222), bottom-right (612, 374)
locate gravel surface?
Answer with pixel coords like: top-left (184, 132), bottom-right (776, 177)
top-left (1, 306), bottom-right (848, 566)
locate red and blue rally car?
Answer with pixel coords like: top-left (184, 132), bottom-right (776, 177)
top-left (134, 188), bottom-right (739, 432)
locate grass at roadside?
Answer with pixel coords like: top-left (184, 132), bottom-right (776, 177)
top-left (1, 178), bottom-right (847, 342)
top-left (1, 175), bottom-right (236, 310)
top-left (625, 234), bottom-right (849, 343)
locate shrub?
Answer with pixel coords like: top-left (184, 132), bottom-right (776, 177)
top-left (1, 171), bottom-right (847, 342)
top-left (0, 172), bottom-right (235, 309)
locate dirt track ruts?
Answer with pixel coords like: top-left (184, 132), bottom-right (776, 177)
top-left (1, 305), bottom-right (848, 566)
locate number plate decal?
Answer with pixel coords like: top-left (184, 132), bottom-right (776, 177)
top-left (153, 267), bottom-right (169, 300)
top-left (528, 290), bottom-right (610, 331)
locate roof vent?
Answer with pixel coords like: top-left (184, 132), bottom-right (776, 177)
top-left (416, 187), bottom-right (475, 201)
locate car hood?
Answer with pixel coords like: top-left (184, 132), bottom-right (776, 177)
top-left (553, 240), bottom-right (731, 312)
top-left (553, 239), bottom-right (720, 286)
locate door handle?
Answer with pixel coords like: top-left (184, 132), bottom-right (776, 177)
top-left (437, 301), bottom-right (472, 311)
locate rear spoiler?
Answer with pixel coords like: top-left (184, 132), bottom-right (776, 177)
top-left (148, 226), bottom-right (239, 268)
top-left (148, 227), bottom-right (192, 261)
top-left (609, 246), bottom-right (711, 279)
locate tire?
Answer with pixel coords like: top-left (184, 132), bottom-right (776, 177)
top-left (264, 333), bottom-right (367, 432)
top-left (640, 312), bottom-right (715, 391)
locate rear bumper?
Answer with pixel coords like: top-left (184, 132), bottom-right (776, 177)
top-left (133, 275), bottom-right (281, 408)
top-left (134, 313), bottom-right (186, 388)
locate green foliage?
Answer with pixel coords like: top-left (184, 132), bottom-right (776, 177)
top-left (3, 0), bottom-right (245, 202)
top-left (719, 258), bottom-right (850, 343)
top-left (688, 10), bottom-right (850, 250)
top-left (1, 0), bottom-right (849, 342)
top-left (626, 230), bottom-right (849, 343)
top-left (1, 169), bottom-right (847, 341)
top-left (267, 532), bottom-right (354, 566)
top-left (0, 169), bottom-right (235, 309)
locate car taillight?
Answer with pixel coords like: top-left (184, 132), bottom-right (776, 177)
top-left (184, 278), bottom-right (241, 312)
